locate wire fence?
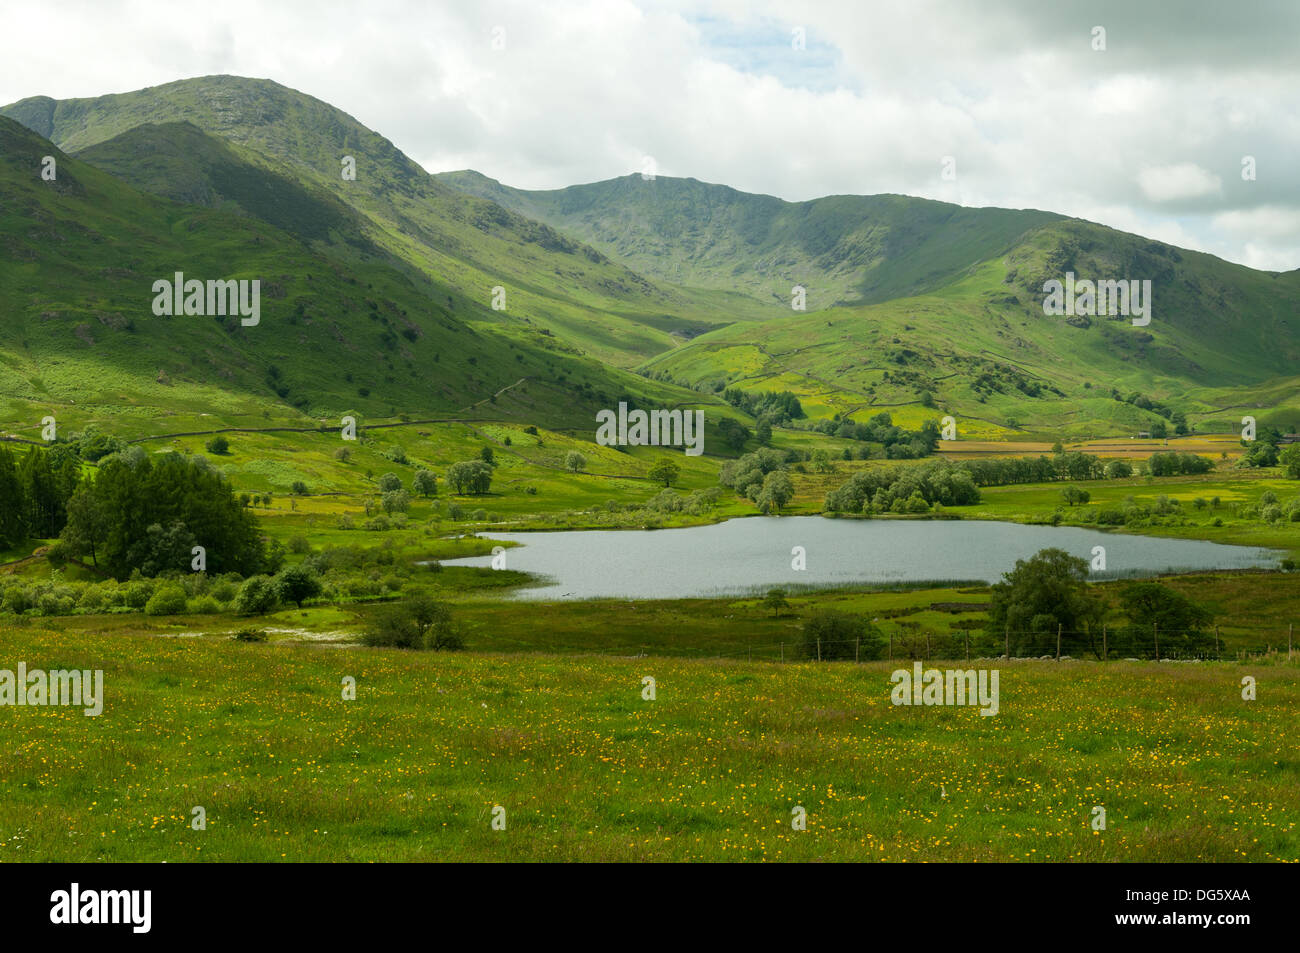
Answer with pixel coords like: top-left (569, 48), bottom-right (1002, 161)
top-left (615, 624), bottom-right (1298, 665)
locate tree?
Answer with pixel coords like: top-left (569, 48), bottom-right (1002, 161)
top-left (763, 588), bottom-right (789, 618)
top-left (447, 460), bottom-right (493, 495)
top-left (1060, 485), bottom-right (1090, 506)
top-left (62, 487), bottom-right (110, 567)
top-left (378, 472), bottom-right (402, 492)
top-left (1104, 459), bottom-right (1132, 479)
top-left (756, 418), bottom-right (773, 446)
top-left (1281, 443), bottom-right (1300, 480)
top-left (205, 435), bottom-right (230, 455)
top-left (985, 548), bottom-right (1106, 656)
top-left (647, 459), bottom-right (680, 487)
top-left (127, 521), bottom-right (196, 577)
top-left (381, 488), bottom-right (411, 515)
top-left (717, 417), bottom-right (751, 452)
top-left (413, 470), bottom-right (438, 497)
top-left (1119, 581), bottom-right (1211, 631)
top-left (291, 481), bottom-right (310, 496)
top-left (275, 565), bottom-right (323, 609)
top-left (802, 611), bottom-right (885, 660)
top-left (234, 576), bottom-right (280, 615)
top-left (362, 596), bottom-right (464, 650)
top-left (0, 445), bottom-right (28, 548)
top-left (565, 451), bottom-right (587, 473)
top-left (480, 446), bottom-right (495, 467)
top-left (756, 470), bottom-right (794, 513)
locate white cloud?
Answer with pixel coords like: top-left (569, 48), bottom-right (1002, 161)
top-left (1138, 163), bottom-right (1223, 202)
top-left (1, 0), bottom-right (1296, 269)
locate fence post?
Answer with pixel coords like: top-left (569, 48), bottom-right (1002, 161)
top-left (964, 631), bottom-right (969, 663)
top-left (1153, 623), bottom-right (1160, 662)
top-left (1102, 624), bottom-right (1108, 661)
top-left (1289, 624), bottom-right (1294, 660)
top-left (816, 638), bottom-right (821, 662)
top-left (780, 642), bottom-right (784, 663)
top-left (1056, 624), bottom-right (1062, 661)
top-left (926, 633), bottom-right (931, 661)
top-left (1215, 625), bottom-right (1221, 658)
top-left (855, 637), bottom-right (860, 663)
top-left (1005, 625), bottom-right (1009, 661)
top-left (889, 633), bottom-right (893, 660)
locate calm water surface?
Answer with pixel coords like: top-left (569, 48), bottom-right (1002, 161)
top-left (439, 517), bottom-right (1279, 600)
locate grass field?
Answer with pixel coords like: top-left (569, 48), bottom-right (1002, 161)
top-left (3, 624), bottom-right (1296, 862)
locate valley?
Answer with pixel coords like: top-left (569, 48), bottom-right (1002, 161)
top-left (1, 74), bottom-right (1298, 864)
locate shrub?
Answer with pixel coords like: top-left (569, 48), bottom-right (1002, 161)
top-left (234, 576), bottom-right (280, 615)
top-left (802, 610), bottom-right (883, 660)
top-left (274, 565), bottom-right (322, 608)
top-left (144, 585), bottom-right (188, 616)
top-left (361, 596), bottom-right (464, 650)
top-left (125, 580), bottom-right (155, 609)
top-left (205, 435), bottom-right (230, 455)
top-left (233, 627), bottom-right (268, 643)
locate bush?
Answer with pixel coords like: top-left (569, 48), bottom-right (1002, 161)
top-left (188, 595), bottom-right (222, 614)
top-left (274, 565), bottom-right (323, 608)
top-left (205, 435), bottom-right (230, 455)
top-left (233, 576), bottom-right (280, 615)
top-left (233, 627), bottom-right (268, 643)
top-left (144, 585), bottom-right (188, 616)
top-left (125, 580), bottom-right (155, 609)
top-left (802, 610), bottom-right (883, 660)
top-left (361, 596), bottom-right (464, 650)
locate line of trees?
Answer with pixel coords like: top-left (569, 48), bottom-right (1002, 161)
top-left (823, 459), bottom-right (981, 514)
top-left (58, 449), bottom-right (268, 579)
top-left (986, 548), bottom-right (1218, 658)
top-left (0, 443), bottom-right (82, 548)
top-left (810, 412), bottom-right (942, 459)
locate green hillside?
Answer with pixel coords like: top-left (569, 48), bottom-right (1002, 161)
top-left (4, 75), bottom-right (1298, 443)
top-left (0, 115), bottom-right (691, 437)
top-left (436, 169), bottom-right (1064, 307)
top-left (74, 120), bottom-right (381, 256)
top-left (3, 77), bottom-right (760, 367)
top-left (642, 232), bottom-right (1300, 441)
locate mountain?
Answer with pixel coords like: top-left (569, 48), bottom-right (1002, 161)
top-left (436, 170), bottom-right (1063, 307)
top-left (73, 120), bottom-right (380, 255)
top-left (0, 114), bottom-right (686, 437)
top-left (437, 172), bottom-right (1300, 438)
top-left (3, 75), bottom-right (1297, 443)
top-left (2, 77), bottom-right (760, 368)
top-left (642, 217), bottom-right (1300, 438)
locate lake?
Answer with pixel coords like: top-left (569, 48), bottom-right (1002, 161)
top-left (436, 517), bottom-right (1280, 600)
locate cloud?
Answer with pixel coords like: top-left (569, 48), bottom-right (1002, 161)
top-left (0, 0), bottom-right (1295, 269)
top-left (1138, 164), bottom-right (1223, 203)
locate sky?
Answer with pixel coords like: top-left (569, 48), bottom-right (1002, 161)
top-left (3, 0), bottom-right (1297, 270)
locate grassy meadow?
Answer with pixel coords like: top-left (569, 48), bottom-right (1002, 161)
top-left (3, 624), bottom-right (1296, 863)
